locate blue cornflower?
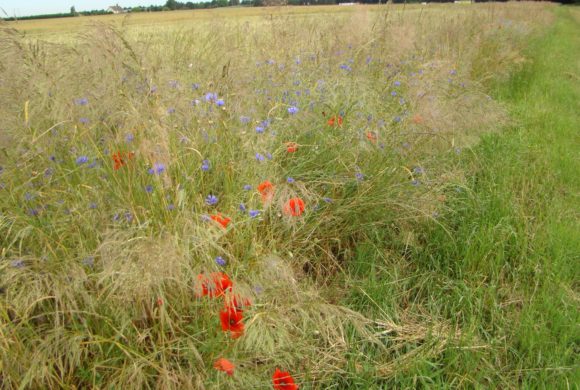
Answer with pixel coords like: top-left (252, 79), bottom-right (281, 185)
top-left (126, 133), bottom-right (134, 143)
top-left (28, 208), bottom-right (39, 216)
top-left (394, 116), bottom-right (402, 123)
top-left (240, 116), bottom-right (251, 124)
top-left (205, 194), bottom-right (218, 206)
top-left (76, 156), bottom-right (89, 165)
top-left (249, 210), bottom-right (260, 218)
top-left (243, 184), bottom-right (252, 191)
top-left (192, 83), bottom-right (200, 90)
top-left (145, 185), bottom-right (154, 193)
top-left (204, 92), bottom-right (217, 102)
top-left (24, 192), bottom-right (34, 201)
top-left (167, 107), bottom-right (175, 114)
top-left (366, 56), bottom-right (372, 64)
top-left (287, 177), bottom-right (295, 184)
top-left (79, 117), bottom-right (89, 124)
top-left (266, 152), bottom-right (272, 160)
top-left (411, 179), bottom-right (420, 186)
top-left (44, 168), bottom-right (53, 177)
top-left (216, 99), bottom-right (225, 107)
top-left (450, 69), bottom-right (457, 75)
top-left (355, 172), bottom-right (365, 181)
top-left (215, 256), bottom-right (226, 266)
top-left (256, 126), bottom-right (265, 134)
top-left (125, 212), bottom-right (133, 222)
top-left (255, 153), bottom-right (265, 162)
top-left (88, 160), bottom-right (97, 169)
top-left (323, 197), bottom-right (332, 203)
top-left (239, 203), bottom-right (247, 212)
top-left (394, 81), bottom-right (401, 87)
top-left (167, 204), bottom-right (175, 211)
top-left (391, 91), bottom-right (397, 97)
top-left (148, 163), bottom-right (165, 175)
top-left (75, 97), bottom-right (89, 106)
top-left (11, 259), bottom-right (24, 268)
top-left (339, 64), bottom-right (352, 71)
top-left (413, 167), bottom-right (425, 174)
top-left (201, 159), bottom-right (211, 171)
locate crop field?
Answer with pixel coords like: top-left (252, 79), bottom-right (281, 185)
top-left (0, 3), bottom-right (578, 389)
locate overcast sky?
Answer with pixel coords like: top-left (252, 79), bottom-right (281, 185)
top-left (0, 1), bottom-right (165, 17)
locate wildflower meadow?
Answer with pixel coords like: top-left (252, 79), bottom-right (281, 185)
top-left (1, 3), bottom-right (578, 388)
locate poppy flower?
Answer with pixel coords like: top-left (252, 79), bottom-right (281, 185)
top-left (412, 114), bottom-right (424, 124)
top-left (214, 358), bottom-right (235, 376)
top-left (327, 115), bottom-right (343, 127)
top-left (272, 368), bottom-right (298, 390)
top-left (366, 131), bottom-right (377, 143)
top-left (197, 272), bottom-right (233, 298)
top-left (257, 180), bottom-right (275, 203)
top-left (283, 198), bottom-right (305, 217)
top-left (112, 151), bottom-right (135, 170)
top-left (286, 142), bottom-right (298, 153)
top-left (210, 213), bottom-right (231, 229)
top-left (220, 305), bottom-right (244, 338)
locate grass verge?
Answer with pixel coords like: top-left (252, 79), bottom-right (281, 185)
top-left (344, 6), bottom-right (579, 387)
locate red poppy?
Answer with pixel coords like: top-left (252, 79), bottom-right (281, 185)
top-left (197, 272), bottom-right (233, 298)
top-left (112, 151), bottom-right (135, 170)
top-left (156, 297), bottom-right (164, 306)
top-left (257, 180), bottom-right (275, 203)
top-left (220, 305), bottom-right (244, 338)
top-left (283, 198), bottom-right (305, 217)
top-left (366, 131), bottom-right (377, 143)
top-left (214, 358), bottom-right (235, 376)
top-left (412, 113), bottom-right (424, 124)
top-left (272, 368), bottom-right (298, 390)
top-left (210, 213), bottom-right (231, 229)
top-left (286, 142), bottom-right (298, 153)
top-left (327, 115), bottom-right (343, 127)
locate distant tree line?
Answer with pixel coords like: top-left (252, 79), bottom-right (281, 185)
top-left (3, 0), bottom-right (578, 21)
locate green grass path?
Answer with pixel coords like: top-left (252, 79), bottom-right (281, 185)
top-left (477, 6), bottom-right (580, 386)
top-left (344, 7), bottom-right (579, 387)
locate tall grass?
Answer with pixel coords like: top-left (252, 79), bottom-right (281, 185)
top-left (0, 4), bottom-right (559, 388)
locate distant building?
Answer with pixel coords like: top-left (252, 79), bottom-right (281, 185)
top-left (107, 5), bottom-right (126, 14)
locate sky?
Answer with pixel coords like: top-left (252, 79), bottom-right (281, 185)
top-left (0, 1), bottom-right (164, 17)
